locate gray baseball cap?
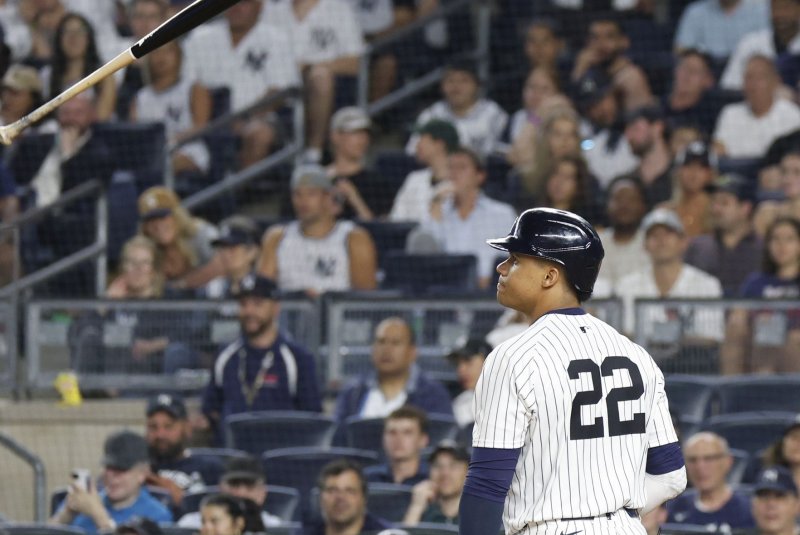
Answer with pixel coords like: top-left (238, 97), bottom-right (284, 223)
top-left (641, 208), bottom-right (685, 236)
top-left (290, 164), bottom-right (332, 191)
top-left (331, 106), bottom-right (371, 132)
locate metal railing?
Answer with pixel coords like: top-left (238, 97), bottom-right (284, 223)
top-left (356, 0), bottom-right (491, 116)
top-left (0, 432), bottom-right (46, 522)
top-left (0, 300), bottom-right (14, 394)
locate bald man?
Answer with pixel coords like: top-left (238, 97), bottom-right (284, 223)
top-left (667, 432), bottom-right (755, 531)
top-left (334, 317), bottom-right (453, 421)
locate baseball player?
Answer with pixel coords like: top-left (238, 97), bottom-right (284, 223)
top-left (459, 208), bottom-right (686, 535)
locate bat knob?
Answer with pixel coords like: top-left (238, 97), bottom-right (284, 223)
top-left (0, 127), bottom-right (15, 145)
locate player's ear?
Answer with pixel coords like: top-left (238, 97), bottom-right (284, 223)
top-left (541, 265), bottom-right (560, 290)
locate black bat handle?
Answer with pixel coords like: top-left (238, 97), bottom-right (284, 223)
top-left (130, 0), bottom-right (243, 58)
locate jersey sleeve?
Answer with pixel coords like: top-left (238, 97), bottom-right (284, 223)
top-left (472, 346), bottom-right (536, 449)
top-left (646, 367), bottom-right (679, 448)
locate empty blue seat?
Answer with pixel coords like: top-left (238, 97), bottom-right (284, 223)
top-left (728, 448), bottom-right (750, 485)
top-left (716, 375), bottom-right (800, 414)
top-left (701, 412), bottom-right (796, 454)
top-left (344, 414), bottom-right (459, 454)
top-left (665, 374), bottom-right (717, 425)
top-left (224, 411), bottom-right (337, 455)
top-left (382, 253), bottom-right (477, 294)
top-left (93, 122), bottom-right (166, 189)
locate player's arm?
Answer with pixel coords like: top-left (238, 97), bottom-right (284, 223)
top-left (643, 443), bottom-right (686, 514)
top-left (459, 447), bottom-right (521, 535)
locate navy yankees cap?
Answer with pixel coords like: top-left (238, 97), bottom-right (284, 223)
top-left (146, 393), bottom-right (188, 420)
top-left (676, 140), bottom-right (715, 169)
top-left (704, 173), bottom-right (755, 203)
top-left (573, 68), bottom-right (613, 112)
top-left (430, 439), bottom-right (470, 464)
top-left (754, 466), bottom-right (798, 496)
top-left (233, 273), bottom-right (279, 300)
top-left (212, 216), bottom-right (260, 247)
top-left (103, 430), bottom-right (149, 470)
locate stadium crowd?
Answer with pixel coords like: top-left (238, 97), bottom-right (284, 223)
top-left (0, 0), bottom-right (799, 533)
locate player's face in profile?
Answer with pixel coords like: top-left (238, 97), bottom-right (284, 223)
top-left (684, 438), bottom-right (731, 492)
top-left (238, 296), bottom-right (278, 338)
top-left (496, 253), bottom-right (546, 314)
top-left (371, 321), bottom-right (416, 376)
top-left (781, 427), bottom-right (800, 465)
top-left (146, 411), bottom-right (188, 461)
top-left (644, 226), bottom-right (686, 265)
top-left (430, 453), bottom-right (468, 499)
top-left (103, 464), bottom-right (146, 503)
top-left (752, 490), bottom-right (800, 533)
top-left (383, 418), bottom-right (428, 461)
top-left (320, 471), bottom-right (366, 528)
top-left (456, 355), bottom-right (485, 391)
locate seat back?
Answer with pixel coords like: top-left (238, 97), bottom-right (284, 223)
top-left (716, 375), bottom-right (800, 414)
top-left (92, 122), bottom-right (166, 189)
top-left (701, 412), bottom-right (797, 454)
top-left (224, 411), bottom-right (338, 455)
top-left (382, 253), bottom-right (477, 294)
top-left (665, 374), bottom-right (717, 424)
top-left (3, 524), bottom-right (86, 535)
top-left (365, 483), bottom-right (413, 522)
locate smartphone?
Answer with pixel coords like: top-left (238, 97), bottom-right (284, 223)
top-left (70, 469), bottom-right (91, 492)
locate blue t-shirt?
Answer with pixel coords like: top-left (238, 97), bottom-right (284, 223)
top-left (740, 272), bottom-right (800, 299)
top-left (68, 488), bottom-right (172, 534)
top-left (667, 489), bottom-right (754, 532)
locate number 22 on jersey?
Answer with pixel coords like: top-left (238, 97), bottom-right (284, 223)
top-left (568, 356), bottom-right (646, 440)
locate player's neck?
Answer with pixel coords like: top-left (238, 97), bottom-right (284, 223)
top-left (528, 292), bottom-right (580, 323)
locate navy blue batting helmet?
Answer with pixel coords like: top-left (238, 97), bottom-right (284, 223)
top-left (487, 208), bottom-right (605, 300)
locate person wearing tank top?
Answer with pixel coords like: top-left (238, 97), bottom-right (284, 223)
top-left (258, 165), bottom-right (377, 296)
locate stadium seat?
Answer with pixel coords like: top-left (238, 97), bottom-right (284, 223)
top-left (1, 525), bottom-right (85, 535)
top-left (374, 149), bottom-right (422, 193)
top-left (357, 221), bottom-right (419, 270)
top-left (185, 447), bottom-right (249, 466)
top-left (261, 447), bottom-right (379, 498)
top-left (659, 524), bottom-right (715, 535)
top-left (343, 415), bottom-right (459, 453)
top-left (181, 484), bottom-right (300, 521)
top-left (727, 448), bottom-right (750, 485)
top-left (224, 411), bottom-right (338, 455)
top-left (366, 483), bottom-right (413, 522)
top-left (397, 523), bottom-right (460, 534)
top-left (92, 122), bottom-right (166, 190)
top-left (664, 374), bottom-right (717, 425)
top-left (715, 375), bottom-right (800, 414)
top-left (456, 422), bottom-right (474, 449)
top-left (259, 523), bottom-right (302, 535)
top-left (158, 529), bottom-right (196, 535)
top-left (701, 412), bottom-right (797, 454)
top-left (382, 253), bottom-right (477, 294)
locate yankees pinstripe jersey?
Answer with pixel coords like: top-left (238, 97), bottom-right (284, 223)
top-left (472, 308), bottom-right (677, 534)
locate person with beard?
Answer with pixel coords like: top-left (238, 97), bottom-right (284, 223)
top-left (662, 50), bottom-right (719, 138)
top-left (144, 394), bottom-right (223, 509)
top-left (570, 16), bottom-right (653, 113)
top-left (200, 273), bottom-right (322, 442)
top-left (622, 105), bottom-right (674, 206)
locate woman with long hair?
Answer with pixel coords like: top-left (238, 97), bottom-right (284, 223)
top-left (540, 155), bottom-right (596, 221)
top-left (200, 494), bottom-right (265, 535)
top-left (754, 150), bottom-right (800, 237)
top-left (762, 421), bottom-right (800, 493)
top-left (43, 13), bottom-right (116, 120)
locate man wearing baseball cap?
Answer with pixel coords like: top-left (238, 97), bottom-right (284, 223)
top-left (403, 440), bottom-right (469, 526)
top-left (446, 338), bottom-right (491, 427)
top-left (748, 466), bottom-right (799, 535)
top-left (50, 430), bottom-right (172, 533)
top-left (206, 215), bottom-right (261, 299)
top-left (201, 273), bottom-right (322, 442)
top-left (144, 394), bottom-right (223, 507)
top-left (177, 454), bottom-right (282, 529)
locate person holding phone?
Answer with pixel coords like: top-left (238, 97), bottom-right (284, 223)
top-left (403, 441), bottom-right (469, 526)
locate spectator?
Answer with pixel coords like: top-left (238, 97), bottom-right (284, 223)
top-left (178, 455), bottom-right (282, 529)
top-left (668, 123), bottom-right (704, 161)
top-left (674, 0), bottom-right (769, 61)
top-left (406, 61), bottom-right (508, 158)
top-left (130, 40), bottom-right (211, 176)
top-left (183, 0), bottom-right (299, 169)
top-left (326, 106), bottom-right (393, 220)
top-left (623, 105), bottom-right (674, 206)
top-left (506, 66), bottom-right (565, 150)
top-left (50, 430), bottom-right (172, 533)
top-left (721, 0), bottom-right (800, 90)
top-left (571, 16), bottom-right (653, 112)
top-left (662, 49), bottom-right (719, 138)
top-left (0, 158), bottom-right (18, 287)
top-left (539, 155), bottom-right (599, 223)
top-left (723, 218), bottom-right (800, 374)
top-left (516, 105), bottom-right (582, 205)
top-left (136, 186), bottom-right (222, 290)
top-left (106, 236), bottom-right (164, 299)
top-left (755, 149), bottom-right (800, 237)
top-left (659, 141), bottom-right (717, 238)
top-left (614, 208), bottom-right (723, 346)
top-left (42, 12), bottom-right (116, 120)
top-left (259, 164), bottom-right (377, 295)
top-left (23, 0), bottom-right (67, 64)
top-left (364, 406), bottom-right (430, 485)
top-left (445, 338), bottom-right (490, 428)
top-left (748, 466), bottom-right (800, 535)
top-left (762, 416), bottom-right (800, 492)
top-left (0, 64), bottom-right (48, 131)
top-left (413, 147), bottom-right (517, 288)
top-left (685, 173), bottom-right (763, 296)
top-left (145, 394), bottom-right (223, 507)
top-left (206, 216), bottom-right (261, 299)
top-left (307, 459), bottom-right (391, 535)
top-left (390, 119), bottom-right (458, 223)
top-left (596, 176), bottom-right (650, 289)
top-left (402, 441), bottom-right (468, 526)
top-left (115, 517), bottom-right (163, 535)
top-left (713, 55), bottom-right (800, 158)
top-left (334, 316), bottom-right (453, 421)
top-left (198, 494), bottom-right (265, 535)
top-left (262, 0), bottom-right (365, 163)
top-left (575, 69), bottom-right (638, 188)
top-left (667, 432), bottom-right (755, 531)
top-left (201, 273), bottom-right (322, 438)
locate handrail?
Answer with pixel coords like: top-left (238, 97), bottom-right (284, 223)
top-left (0, 179), bottom-right (102, 231)
top-left (168, 86), bottom-right (303, 152)
top-left (0, 242), bottom-right (105, 298)
top-left (0, 432), bottom-right (46, 522)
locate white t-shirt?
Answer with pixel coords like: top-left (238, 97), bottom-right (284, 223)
top-left (344, 0), bottom-right (393, 35)
top-left (614, 263), bottom-right (724, 340)
top-left (183, 22), bottom-right (299, 111)
top-left (263, 0), bottom-right (365, 65)
top-left (389, 168), bottom-right (436, 223)
top-left (580, 126), bottom-right (639, 190)
top-left (720, 29), bottom-right (800, 90)
top-left (452, 389), bottom-right (474, 428)
top-left (713, 98), bottom-right (800, 159)
top-left (276, 220), bottom-right (355, 293)
top-left (596, 228), bottom-right (651, 288)
top-left (406, 100), bottom-right (509, 157)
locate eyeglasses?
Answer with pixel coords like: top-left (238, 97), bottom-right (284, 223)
top-left (686, 453), bottom-right (726, 464)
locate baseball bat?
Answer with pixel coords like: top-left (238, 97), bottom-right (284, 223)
top-left (0, 0), bottom-right (243, 145)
